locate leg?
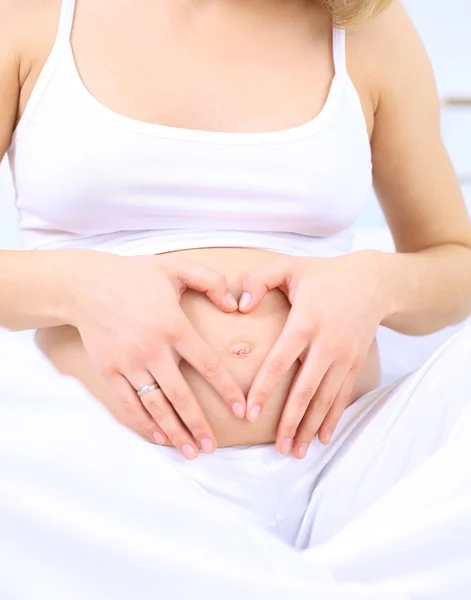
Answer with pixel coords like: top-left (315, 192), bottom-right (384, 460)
top-left (300, 324), bottom-right (471, 599)
top-left (313, 410), bottom-right (471, 599)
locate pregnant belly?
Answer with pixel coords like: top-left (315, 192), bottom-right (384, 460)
top-left (35, 247), bottom-right (381, 447)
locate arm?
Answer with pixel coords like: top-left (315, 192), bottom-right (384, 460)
top-left (238, 3), bottom-right (471, 454)
top-left (0, 0), bottom-right (71, 331)
top-left (368, 2), bottom-right (471, 335)
top-left (0, 1), bottom-right (247, 456)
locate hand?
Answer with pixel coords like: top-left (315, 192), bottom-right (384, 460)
top-left (65, 250), bottom-right (246, 460)
top-left (239, 251), bottom-right (391, 458)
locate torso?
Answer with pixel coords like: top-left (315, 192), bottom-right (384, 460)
top-left (18, 0), bottom-right (376, 136)
top-left (36, 248), bottom-right (381, 447)
top-left (17, 0), bottom-right (380, 447)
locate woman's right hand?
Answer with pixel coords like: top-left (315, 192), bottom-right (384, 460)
top-left (64, 249), bottom-right (246, 459)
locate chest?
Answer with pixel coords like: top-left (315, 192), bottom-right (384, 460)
top-left (10, 0), bottom-right (373, 247)
top-left (62, 0), bottom-right (339, 133)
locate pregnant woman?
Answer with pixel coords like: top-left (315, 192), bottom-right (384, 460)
top-left (1, 0), bottom-right (471, 598)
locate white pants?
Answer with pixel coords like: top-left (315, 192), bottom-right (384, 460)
top-left (0, 326), bottom-right (470, 600)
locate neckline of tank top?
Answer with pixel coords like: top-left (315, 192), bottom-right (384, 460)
top-left (11, 31), bottom-right (367, 147)
top-left (64, 43), bottom-right (350, 145)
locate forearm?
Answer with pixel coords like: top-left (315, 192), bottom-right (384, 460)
top-left (0, 249), bottom-right (77, 331)
top-left (376, 245), bottom-right (471, 335)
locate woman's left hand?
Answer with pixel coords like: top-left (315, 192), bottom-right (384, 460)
top-left (239, 251), bottom-right (392, 458)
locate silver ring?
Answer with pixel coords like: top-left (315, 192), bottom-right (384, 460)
top-left (137, 383), bottom-right (160, 398)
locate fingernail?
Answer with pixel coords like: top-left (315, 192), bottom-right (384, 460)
top-left (181, 444), bottom-right (198, 460)
top-left (281, 438), bottom-right (293, 455)
top-left (324, 430), bottom-right (333, 445)
top-left (297, 443), bottom-right (309, 459)
top-left (226, 293), bottom-right (238, 309)
top-left (201, 438), bottom-right (215, 454)
top-left (248, 405), bottom-right (260, 423)
top-left (239, 292), bottom-right (252, 311)
top-left (152, 431), bottom-right (166, 445)
top-left (232, 402), bottom-right (245, 419)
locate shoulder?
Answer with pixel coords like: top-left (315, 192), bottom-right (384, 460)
top-left (346, 2), bottom-right (434, 114)
top-left (0, 0), bottom-right (61, 44)
top-left (0, 0), bottom-right (62, 85)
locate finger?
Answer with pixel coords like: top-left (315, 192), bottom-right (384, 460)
top-left (317, 368), bottom-right (358, 445)
top-left (126, 369), bottom-right (201, 459)
top-left (175, 323), bottom-right (247, 419)
top-left (246, 317), bottom-right (307, 422)
top-left (149, 359), bottom-right (217, 455)
top-left (275, 348), bottom-right (330, 454)
top-left (111, 374), bottom-right (168, 445)
top-left (292, 363), bottom-right (350, 459)
top-left (138, 387), bottom-right (200, 460)
top-left (128, 368), bottom-right (202, 459)
top-left (239, 256), bottom-right (291, 313)
top-left (175, 260), bottom-right (238, 312)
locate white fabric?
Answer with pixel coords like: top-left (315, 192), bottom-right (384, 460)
top-left (1, 324), bottom-right (471, 599)
top-left (7, 0), bottom-right (371, 258)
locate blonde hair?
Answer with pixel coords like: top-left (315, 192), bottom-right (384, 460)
top-left (320, 0), bottom-right (394, 28)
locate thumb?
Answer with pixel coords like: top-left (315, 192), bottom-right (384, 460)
top-left (239, 256), bottom-right (291, 313)
top-left (175, 259), bottom-right (238, 312)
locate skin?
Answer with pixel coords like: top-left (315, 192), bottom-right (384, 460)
top-left (1, 0), bottom-right (471, 459)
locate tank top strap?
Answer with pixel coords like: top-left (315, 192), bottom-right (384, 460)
top-left (10, 0), bottom-right (77, 141)
top-left (332, 27), bottom-right (347, 75)
top-left (56, 0), bottom-right (77, 44)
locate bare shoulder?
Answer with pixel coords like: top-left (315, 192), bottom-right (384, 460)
top-left (346, 3), bottom-right (469, 255)
top-left (0, 0), bottom-right (62, 85)
top-left (0, 0), bottom-right (28, 56)
top-left (0, 0), bottom-right (60, 46)
top-left (347, 1), bottom-right (419, 53)
top-left (0, 0), bottom-right (61, 155)
top-left (346, 2), bottom-right (434, 111)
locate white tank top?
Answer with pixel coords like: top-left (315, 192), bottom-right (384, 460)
top-left (7, 0), bottom-right (372, 258)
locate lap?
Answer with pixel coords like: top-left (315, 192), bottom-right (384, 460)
top-left (1, 325), bottom-right (470, 599)
top-left (298, 322), bottom-right (471, 546)
top-left (311, 402), bottom-right (471, 598)
top-left (0, 330), bottom-right (400, 600)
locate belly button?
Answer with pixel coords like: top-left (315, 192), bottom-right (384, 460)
top-left (232, 343), bottom-right (252, 358)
